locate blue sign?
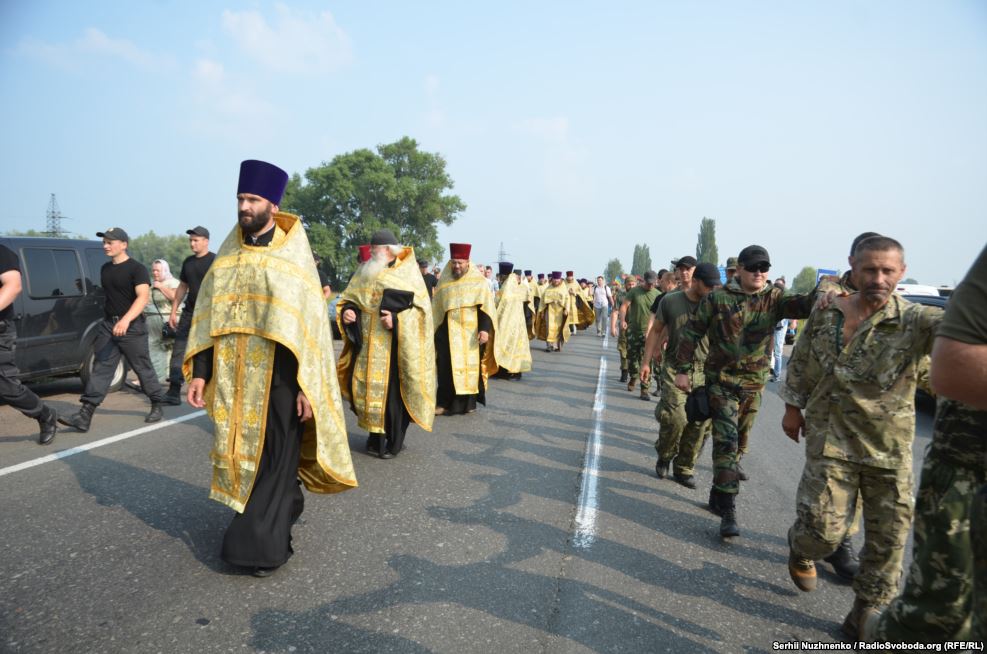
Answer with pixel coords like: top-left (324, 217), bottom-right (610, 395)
top-left (718, 266), bottom-right (727, 284)
top-left (816, 268), bottom-right (838, 282)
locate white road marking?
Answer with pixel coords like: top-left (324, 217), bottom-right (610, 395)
top-left (0, 410), bottom-right (207, 478)
top-left (573, 331), bottom-right (609, 549)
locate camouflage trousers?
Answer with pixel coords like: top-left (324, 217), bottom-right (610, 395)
top-left (873, 447), bottom-right (986, 642)
top-left (972, 483), bottom-right (986, 642)
top-left (790, 454), bottom-right (913, 606)
top-left (654, 366), bottom-right (710, 476)
top-left (625, 329), bottom-right (648, 382)
top-left (617, 329), bottom-right (628, 370)
top-left (707, 383), bottom-right (762, 494)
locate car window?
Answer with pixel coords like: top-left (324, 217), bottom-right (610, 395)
top-left (22, 248), bottom-right (84, 298)
top-left (84, 248), bottom-right (108, 292)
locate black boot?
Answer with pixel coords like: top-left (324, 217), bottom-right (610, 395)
top-left (707, 487), bottom-right (721, 516)
top-left (714, 490), bottom-right (740, 538)
top-left (619, 369), bottom-right (628, 383)
top-left (163, 383), bottom-right (182, 406)
top-left (59, 402), bottom-right (96, 432)
top-left (823, 535), bottom-right (860, 581)
top-left (145, 402), bottom-right (163, 423)
top-left (655, 459), bottom-right (670, 479)
top-left (38, 404), bottom-right (58, 445)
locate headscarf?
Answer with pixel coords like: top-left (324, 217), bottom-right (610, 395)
top-left (152, 259), bottom-right (174, 280)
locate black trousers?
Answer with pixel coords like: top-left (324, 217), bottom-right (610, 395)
top-left (167, 311), bottom-right (193, 386)
top-left (0, 321), bottom-right (44, 418)
top-left (82, 318), bottom-right (165, 406)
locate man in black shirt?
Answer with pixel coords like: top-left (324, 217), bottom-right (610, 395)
top-left (0, 244), bottom-right (59, 444)
top-left (60, 228), bottom-right (166, 431)
top-left (164, 226), bottom-right (215, 404)
top-left (419, 258), bottom-right (437, 298)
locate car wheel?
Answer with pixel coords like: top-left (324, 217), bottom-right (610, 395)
top-left (80, 344), bottom-right (129, 393)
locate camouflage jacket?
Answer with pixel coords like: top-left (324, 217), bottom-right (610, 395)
top-left (673, 278), bottom-right (815, 390)
top-left (779, 294), bottom-right (943, 469)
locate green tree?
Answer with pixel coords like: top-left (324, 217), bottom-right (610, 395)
top-left (3, 229), bottom-right (80, 239)
top-left (282, 136), bottom-right (465, 286)
top-left (695, 217), bottom-right (718, 265)
top-left (630, 244), bottom-right (652, 276)
top-left (902, 277), bottom-right (918, 284)
top-left (792, 266), bottom-right (818, 294)
top-left (128, 232), bottom-right (191, 270)
top-left (603, 258), bottom-right (624, 283)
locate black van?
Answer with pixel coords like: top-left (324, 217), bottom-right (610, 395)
top-left (0, 237), bottom-right (127, 392)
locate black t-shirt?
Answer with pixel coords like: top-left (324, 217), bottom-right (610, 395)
top-left (318, 268), bottom-right (330, 290)
top-left (179, 252), bottom-right (216, 314)
top-left (0, 244), bottom-right (20, 321)
top-left (422, 272), bottom-right (438, 298)
top-left (649, 291), bottom-right (666, 316)
top-left (101, 257), bottom-right (150, 320)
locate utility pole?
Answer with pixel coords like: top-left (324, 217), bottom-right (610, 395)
top-left (46, 194), bottom-right (67, 237)
top-left (497, 241), bottom-right (509, 263)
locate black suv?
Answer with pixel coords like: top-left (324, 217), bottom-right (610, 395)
top-left (1, 237), bottom-right (127, 392)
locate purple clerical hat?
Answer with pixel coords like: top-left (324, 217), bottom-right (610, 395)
top-left (551, 271), bottom-right (562, 280)
top-left (498, 262), bottom-right (514, 276)
top-left (238, 160), bottom-right (289, 205)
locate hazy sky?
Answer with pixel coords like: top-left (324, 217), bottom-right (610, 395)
top-left (2, 1), bottom-right (985, 285)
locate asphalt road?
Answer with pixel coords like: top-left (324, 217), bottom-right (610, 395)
top-left (0, 332), bottom-right (935, 653)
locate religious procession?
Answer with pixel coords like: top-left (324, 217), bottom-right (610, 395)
top-left (1, 159), bottom-right (983, 651)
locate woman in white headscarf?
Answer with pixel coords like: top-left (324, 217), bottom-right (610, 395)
top-left (144, 259), bottom-right (182, 381)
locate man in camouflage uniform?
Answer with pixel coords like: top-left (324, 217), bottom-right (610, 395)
top-left (620, 271), bottom-right (660, 400)
top-left (781, 236), bottom-right (944, 639)
top-left (673, 245), bottom-right (819, 538)
top-left (641, 263), bottom-right (720, 487)
top-left (611, 276), bottom-right (636, 382)
top-left (864, 243), bottom-right (987, 644)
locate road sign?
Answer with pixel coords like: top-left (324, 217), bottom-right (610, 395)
top-left (816, 268), bottom-right (838, 282)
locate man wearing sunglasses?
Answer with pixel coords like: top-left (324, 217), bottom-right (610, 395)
top-left (672, 244), bottom-right (821, 538)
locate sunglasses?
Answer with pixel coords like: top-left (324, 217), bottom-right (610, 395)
top-left (746, 262), bottom-right (771, 273)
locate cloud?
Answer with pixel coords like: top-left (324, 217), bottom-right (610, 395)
top-left (516, 116), bottom-right (570, 143)
top-left (221, 4), bottom-right (352, 74)
top-left (187, 57), bottom-right (274, 132)
top-left (14, 28), bottom-right (175, 72)
top-left (423, 74), bottom-right (445, 128)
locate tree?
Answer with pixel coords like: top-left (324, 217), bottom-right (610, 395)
top-left (3, 229), bottom-right (80, 239)
top-left (902, 277), bottom-right (918, 284)
top-left (282, 136), bottom-right (466, 287)
top-left (128, 232), bottom-right (191, 270)
top-left (792, 266), bottom-right (818, 294)
top-left (630, 244), bottom-right (652, 276)
top-left (603, 258), bottom-right (624, 283)
top-left (695, 217), bottom-right (718, 265)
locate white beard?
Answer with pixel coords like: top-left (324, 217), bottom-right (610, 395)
top-left (356, 251), bottom-right (390, 280)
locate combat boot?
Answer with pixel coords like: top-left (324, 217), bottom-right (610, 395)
top-left (841, 598), bottom-right (880, 640)
top-left (787, 528), bottom-right (817, 592)
top-left (655, 459), bottom-right (670, 479)
top-left (707, 487), bottom-right (721, 516)
top-left (627, 377), bottom-right (636, 392)
top-left (145, 402), bottom-right (164, 423)
top-left (38, 404), bottom-right (58, 445)
top-left (823, 535), bottom-right (860, 581)
top-left (59, 402), bottom-right (96, 433)
top-left (715, 490), bottom-right (740, 538)
top-left (163, 383), bottom-right (182, 406)
top-left (639, 387), bottom-right (651, 401)
top-left (672, 472), bottom-right (696, 489)
top-left (619, 369), bottom-right (628, 383)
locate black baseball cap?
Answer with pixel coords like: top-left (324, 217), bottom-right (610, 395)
top-left (676, 255), bottom-right (698, 269)
top-left (186, 226), bottom-right (210, 238)
top-left (693, 263), bottom-right (722, 287)
top-left (738, 245), bottom-right (770, 267)
top-left (96, 227), bottom-right (130, 242)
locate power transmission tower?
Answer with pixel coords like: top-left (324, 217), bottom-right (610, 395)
top-left (497, 241), bottom-right (510, 262)
top-left (46, 194), bottom-right (68, 237)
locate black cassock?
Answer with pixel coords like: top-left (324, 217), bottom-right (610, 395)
top-left (193, 343), bottom-right (305, 570)
top-left (434, 307), bottom-right (492, 415)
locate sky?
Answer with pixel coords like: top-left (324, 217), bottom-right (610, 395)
top-left (1, 1), bottom-right (985, 286)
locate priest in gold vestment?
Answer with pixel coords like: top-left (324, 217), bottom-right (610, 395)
top-left (535, 271), bottom-right (572, 352)
top-left (493, 262), bottom-right (532, 380)
top-left (337, 229), bottom-right (435, 459)
top-left (566, 271), bottom-right (595, 331)
top-left (185, 160), bottom-right (356, 577)
top-left (432, 243), bottom-right (498, 415)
